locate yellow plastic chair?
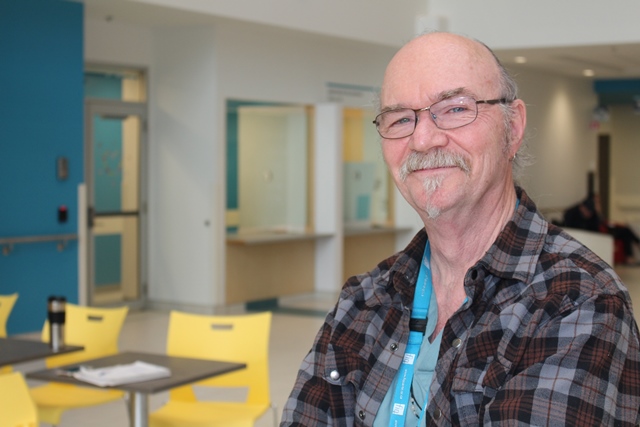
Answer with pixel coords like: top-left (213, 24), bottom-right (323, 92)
top-left (0, 293), bottom-right (19, 374)
top-left (0, 371), bottom-right (39, 427)
top-left (0, 292), bottom-right (18, 337)
top-left (30, 303), bottom-right (129, 426)
top-left (149, 310), bottom-right (275, 427)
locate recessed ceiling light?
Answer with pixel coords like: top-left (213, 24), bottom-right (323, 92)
top-left (514, 56), bottom-right (527, 64)
top-left (583, 69), bottom-right (595, 77)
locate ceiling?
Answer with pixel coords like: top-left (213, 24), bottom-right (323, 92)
top-left (81, 0), bottom-right (640, 91)
top-left (496, 44), bottom-right (640, 106)
top-left (496, 44), bottom-right (640, 80)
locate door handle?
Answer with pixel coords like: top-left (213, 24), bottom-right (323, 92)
top-left (88, 206), bottom-right (95, 228)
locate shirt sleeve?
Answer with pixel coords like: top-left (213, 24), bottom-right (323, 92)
top-left (280, 310), bottom-right (337, 427)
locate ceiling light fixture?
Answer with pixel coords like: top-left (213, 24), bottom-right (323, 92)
top-left (514, 56), bottom-right (527, 64)
top-left (583, 69), bottom-right (595, 77)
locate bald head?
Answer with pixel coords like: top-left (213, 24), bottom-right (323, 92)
top-left (381, 32), bottom-right (509, 111)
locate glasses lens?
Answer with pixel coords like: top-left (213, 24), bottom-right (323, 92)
top-left (430, 96), bottom-right (478, 129)
top-left (376, 109), bottom-right (416, 139)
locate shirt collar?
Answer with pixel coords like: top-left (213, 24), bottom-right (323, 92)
top-left (477, 186), bottom-right (547, 284)
top-left (391, 186), bottom-right (547, 294)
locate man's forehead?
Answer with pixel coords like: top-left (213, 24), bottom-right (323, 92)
top-left (380, 35), bottom-right (499, 105)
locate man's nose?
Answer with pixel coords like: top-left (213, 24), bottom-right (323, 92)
top-left (408, 111), bottom-right (447, 151)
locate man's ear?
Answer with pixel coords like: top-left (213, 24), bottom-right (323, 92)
top-left (508, 99), bottom-right (527, 157)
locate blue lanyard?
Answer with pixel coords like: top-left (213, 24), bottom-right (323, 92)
top-left (387, 198), bottom-right (518, 427)
top-left (389, 241), bottom-right (432, 427)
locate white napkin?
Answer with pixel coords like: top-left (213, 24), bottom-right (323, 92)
top-left (73, 360), bottom-right (171, 387)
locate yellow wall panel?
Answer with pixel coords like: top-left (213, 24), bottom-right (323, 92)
top-left (343, 108), bottom-right (364, 162)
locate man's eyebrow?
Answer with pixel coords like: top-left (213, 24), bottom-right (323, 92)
top-left (379, 87), bottom-right (473, 113)
top-left (435, 87), bottom-right (471, 101)
top-left (379, 104), bottom-right (406, 114)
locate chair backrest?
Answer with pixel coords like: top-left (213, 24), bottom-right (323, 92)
top-left (0, 293), bottom-right (18, 337)
top-left (0, 371), bottom-right (38, 427)
top-left (166, 310), bottom-right (272, 405)
top-left (41, 303), bottom-right (129, 368)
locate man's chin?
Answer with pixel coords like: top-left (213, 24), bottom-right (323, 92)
top-left (424, 205), bottom-right (442, 220)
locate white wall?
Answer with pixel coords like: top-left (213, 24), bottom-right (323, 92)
top-left (212, 19), bottom-right (396, 105)
top-left (513, 65), bottom-right (599, 210)
top-left (609, 105), bottom-right (640, 224)
top-left (146, 25), bottom-right (219, 308)
top-left (84, 17), bottom-right (153, 66)
top-left (84, 13), bottom-right (607, 309)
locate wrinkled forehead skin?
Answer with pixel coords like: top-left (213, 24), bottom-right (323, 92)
top-left (380, 32), bottom-right (503, 109)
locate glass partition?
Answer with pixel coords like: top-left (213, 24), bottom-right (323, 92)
top-left (226, 100), bottom-right (310, 235)
top-left (343, 108), bottom-right (390, 228)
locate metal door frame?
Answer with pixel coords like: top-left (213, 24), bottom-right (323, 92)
top-left (84, 98), bottom-right (148, 308)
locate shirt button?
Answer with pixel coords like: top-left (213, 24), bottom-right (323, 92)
top-left (452, 338), bottom-right (462, 348)
top-left (433, 408), bottom-right (442, 420)
top-left (329, 370), bottom-right (340, 380)
top-left (358, 410), bottom-right (366, 420)
top-left (390, 343), bottom-right (398, 351)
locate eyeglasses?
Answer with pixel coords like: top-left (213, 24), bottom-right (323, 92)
top-left (373, 96), bottom-right (512, 139)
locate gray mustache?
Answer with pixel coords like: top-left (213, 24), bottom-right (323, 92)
top-left (399, 149), bottom-right (471, 181)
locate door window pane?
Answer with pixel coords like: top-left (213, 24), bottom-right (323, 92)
top-left (85, 67), bottom-right (146, 102)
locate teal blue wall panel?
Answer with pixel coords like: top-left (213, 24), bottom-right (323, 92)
top-left (594, 79), bottom-right (640, 106)
top-left (0, 0), bottom-right (84, 334)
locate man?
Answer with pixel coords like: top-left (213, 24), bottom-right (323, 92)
top-left (563, 193), bottom-right (601, 232)
top-left (564, 193), bottom-right (640, 264)
top-left (281, 32), bottom-right (640, 426)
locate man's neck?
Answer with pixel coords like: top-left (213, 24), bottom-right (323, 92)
top-left (422, 186), bottom-right (518, 337)
top-left (426, 187), bottom-right (517, 270)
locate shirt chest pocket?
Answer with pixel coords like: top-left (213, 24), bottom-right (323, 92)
top-left (323, 343), bottom-right (369, 388)
top-left (450, 358), bottom-right (510, 421)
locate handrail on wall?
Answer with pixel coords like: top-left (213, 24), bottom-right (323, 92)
top-left (0, 234), bottom-right (78, 256)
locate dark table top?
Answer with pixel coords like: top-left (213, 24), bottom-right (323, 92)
top-left (0, 337), bottom-right (83, 366)
top-left (26, 351), bottom-right (246, 394)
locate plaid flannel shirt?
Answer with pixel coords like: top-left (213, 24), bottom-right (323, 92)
top-left (281, 187), bottom-right (640, 426)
